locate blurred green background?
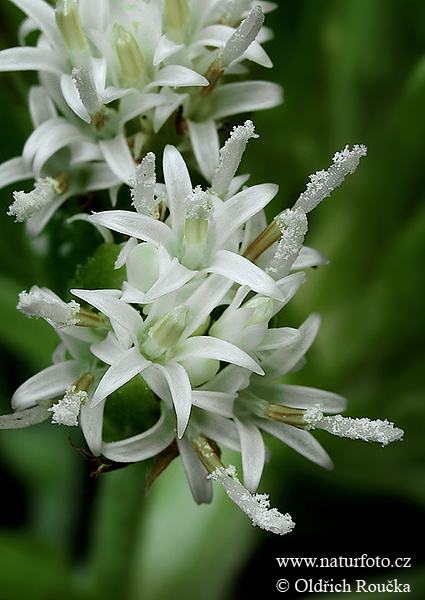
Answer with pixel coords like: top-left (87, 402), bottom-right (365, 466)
top-left (1, 1), bottom-right (424, 599)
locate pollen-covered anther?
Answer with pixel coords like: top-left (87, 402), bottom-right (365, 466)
top-left (211, 120), bottom-right (258, 197)
top-left (8, 174), bottom-right (70, 223)
top-left (48, 372), bottom-right (94, 427)
top-left (71, 66), bottom-right (107, 128)
top-left (184, 186), bottom-right (213, 246)
top-left (55, 0), bottom-right (88, 54)
top-left (316, 415), bottom-right (404, 446)
top-left (202, 5), bottom-right (264, 94)
top-left (112, 23), bottom-right (145, 80)
top-left (192, 434), bottom-right (294, 535)
top-left (130, 153), bottom-right (157, 216)
top-left (17, 287), bottom-right (81, 328)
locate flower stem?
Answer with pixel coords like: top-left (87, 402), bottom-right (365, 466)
top-left (81, 462), bottom-right (150, 600)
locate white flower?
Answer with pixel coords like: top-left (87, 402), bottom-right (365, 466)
top-left (89, 121), bottom-right (284, 301)
top-left (70, 285), bottom-right (263, 440)
top-left (0, 0), bottom-right (282, 229)
top-left (206, 308), bottom-right (403, 494)
top-left (244, 145), bottom-right (368, 277)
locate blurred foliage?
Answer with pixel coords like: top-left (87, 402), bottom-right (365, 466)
top-left (1, 1), bottom-right (425, 599)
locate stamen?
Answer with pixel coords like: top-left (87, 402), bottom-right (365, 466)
top-left (71, 66), bottom-right (102, 116)
top-left (48, 372), bottom-right (94, 427)
top-left (267, 208), bottom-right (308, 277)
top-left (8, 174), bottom-right (69, 223)
top-left (17, 286), bottom-right (104, 329)
top-left (55, 0), bottom-right (87, 54)
top-left (17, 287), bottom-right (81, 329)
top-left (312, 414), bottom-right (404, 447)
top-left (243, 208), bottom-right (308, 274)
top-left (129, 153), bottom-right (157, 216)
top-left (191, 435), bottom-right (295, 535)
top-left (266, 404), bottom-right (310, 429)
top-left (112, 23), bottom-right (145, 81)
top-left (293, 145), bottom-right (367, 214)
top-left (75, 307), bottom-right (105, 328)
top-left (202, 6), bottom-right (264, 94)
top-left (211, 120), bottom-right (258, 196)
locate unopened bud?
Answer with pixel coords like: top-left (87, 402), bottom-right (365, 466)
top-left (55, 0), bottom-right (87, 54)
top-left (112, 23), bottom-right (145, 80)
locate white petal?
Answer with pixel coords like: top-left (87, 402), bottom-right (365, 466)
top-left (259, 419), bottom-right (333, 469)
top-left (98, 136), bottom-right (136, 185)
top-left (83, 163), bottom-right (123, 190)
top-left (88, 210), bottom-right (175, 251)
top-left (252, 383), bottom-right (348, 413)
top-left (71, 288), bottom-right (144, 345)
top-left (144, 65), bottom-right (208, 90)
top-left (60, 73), bottom-right (91, 123)
top-left (235, 416), bottom-right (266, 492)
top-left (12, 0), bottom-right (62, 48)
top-left (193, 410), bottom-right (241, 452)
top-left (187, 119), bottom-right (220, 182)
top-left (154, 362), bottom-right (192, 439)
top-left (257, 327), bottom-right (300, 350)
top-left (260, 313), bottom-right (321, 379)
top-left (209, 81), bottom-right (283, 120)
top-left (176, 436), bottom-right (212, 504)
top-left (152, 89), bottom-right (187, 133)
top-left (199, 364), bottom-right (251, 395)
top-left (11, 361), bottom-right (81, 410)
top-left (213, 184), bottom-right (278, 248)
top-left (153, 35), bottom-right (184, 65)
top-left (28, 85), bottom-right (57, 127)
top-left (90, 331), bottom-right (124, 365)
top-left (177, 335), bottom-right (264, 375)
top-left (23, 118), bottom-right (87, 176)
top-left (291, 246), bottom-right (329, 270)
top-left (143, 258), bottom-right (195, 302)
top-left (191, 391), bottom-right (235, 418)
top-left (0, 47), bottom-right (63, 75)
top-left (101, 408), bottom-right (175, 462)
top-left (185, 274), bottom-right (233, 337)
top-left (273, 272), bottom-right (306, 314)
top-left (0, 157), bottom-right (33, 189)
top-left (163, 145), bottom-right (192, 233)
top-left (79, 400), bottom-right (105, 456)
top-left (25, 193), bottom-right (69, 237)
top-left (91, 347), bottom-right (150, 407)
top-left (206, 250), bottom-right (284, 300)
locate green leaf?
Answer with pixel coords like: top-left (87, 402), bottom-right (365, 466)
top-left (69, 243), bottom-right (127, 293)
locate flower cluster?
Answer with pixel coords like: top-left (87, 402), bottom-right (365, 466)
top-left (1, 121), bottom-right (403, 534)
top-left (0, 1), bottom-right (404, 535)
top-left (0, 0), bottom-right (281, 235)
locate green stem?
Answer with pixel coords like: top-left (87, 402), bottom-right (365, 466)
top-left (81, 462), bottom-right (150, 600)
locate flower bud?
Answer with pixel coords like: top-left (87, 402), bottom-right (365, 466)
top-left (165, 0), bottom-right (190, 29)
top-left (55, 0), bottom-right (87, 54)
top-left (112, 23), bottom-right (145, 80)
